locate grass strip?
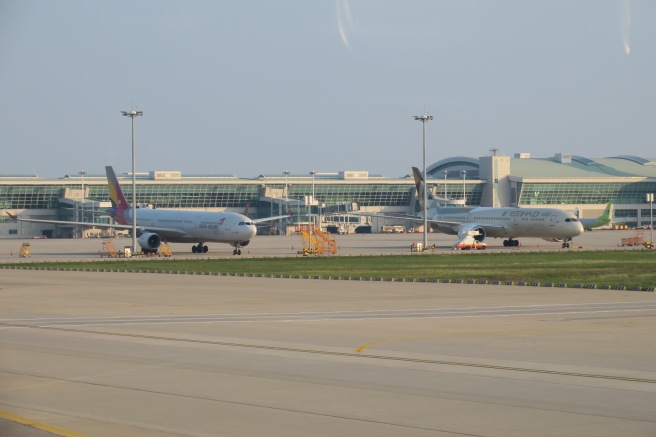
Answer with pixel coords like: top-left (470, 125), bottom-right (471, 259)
top-left (4, 251), bottom-right (655, 290)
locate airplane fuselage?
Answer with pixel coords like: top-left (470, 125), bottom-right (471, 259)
top-left (425, 207), bottom-right (584, 239)
top-left (122, 208), bottom-right (257, 244)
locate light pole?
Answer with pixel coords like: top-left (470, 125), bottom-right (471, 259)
top-left (414, 114), bottom-right (433, 250)
top-left (121, 110), bottom-right (143, 254)
top-left (462, 170), bottom-right (467, 207)
top-left (79, 170), bottom-right (86, 236)
top-left (310, 171), bottom-right (316, 228)
top-left (283, 170), bottom-right (291, 229)
top-left (648, 193), bottom-right (654, 245)
top-left (284, 171), bottom-right (290, 203)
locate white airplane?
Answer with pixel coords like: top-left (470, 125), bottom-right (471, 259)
top-left (404, 167), bottom-right (584, 248)
top-left (7, 166), bottom-right (289, 255)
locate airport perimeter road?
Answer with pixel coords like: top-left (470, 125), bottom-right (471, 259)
top-left (1, 270), bottom-right (655, 437)
top-left (0, 228), bottom-right (648, 262)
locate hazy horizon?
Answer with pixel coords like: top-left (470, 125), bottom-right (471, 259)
top-left (1, 1), bottom-right (654, 178)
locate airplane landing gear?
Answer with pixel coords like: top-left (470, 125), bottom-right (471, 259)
top-left (562, 239), bottom-right (572, 249)
top-left (233, 248), bottom-right (242, 255)
top-left (192, 243), bottom-right (208, 253)
top-left (503, 239), bottom-right (520, 247)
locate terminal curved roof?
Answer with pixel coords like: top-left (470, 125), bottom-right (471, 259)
top-left (426, 157), bottom-right (480, 178)
top-left (425, 155), bottom-right (656, 179)
top-left (509, 156), bottom-right (656, 178)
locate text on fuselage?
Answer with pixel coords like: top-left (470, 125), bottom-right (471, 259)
top-left (502, 211), bottom-right (550, 218)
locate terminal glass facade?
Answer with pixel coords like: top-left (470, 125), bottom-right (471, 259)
top-left (296, 184), bottom-right (413, 207)
top-left (86, 184), bottom-right (261, 209)
top-left (1, 182), bottom-right (484, 212)
top-left (120, 185), bottom-right (260, 209)
top-left (430, 183), bottom-right (484, 206)
top-left (0, 185), bottom-right (61, 209)
top-left (518, 181), bottom-right (656, 205)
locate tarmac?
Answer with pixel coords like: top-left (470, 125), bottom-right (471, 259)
top-left (1, 231), bottom-right (655, 436)
top-left (0, 228), bottom-right (652, 262)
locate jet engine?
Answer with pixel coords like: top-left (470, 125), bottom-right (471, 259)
top-left (458, 226), bottom-right (486, 243)
top-left (137, 232), bottom-right (161, 252)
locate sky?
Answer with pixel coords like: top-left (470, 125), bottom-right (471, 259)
top-left (1, 0), bottom-right (654, 179)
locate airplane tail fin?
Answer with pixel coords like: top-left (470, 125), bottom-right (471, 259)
top-left (105, 166), bottom-right (130, 225)
top-left (412, 167), bottom-right (440, 209)
top-left (594, 201), bottom-right (613, 227)
top-left (579, 201), bottom-right (613, 230)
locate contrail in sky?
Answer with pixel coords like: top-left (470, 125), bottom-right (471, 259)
top-left (620, 0), bottom-right (631, 55)
top-left (336, 0), bottom-right (355, 51)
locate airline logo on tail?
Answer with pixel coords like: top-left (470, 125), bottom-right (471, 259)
top-left (105, 166), bottom-right (129, 225)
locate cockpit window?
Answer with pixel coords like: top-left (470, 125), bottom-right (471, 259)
top-left (239, 221), bottom-right (255, 226)
top-left (565, 218), bottom-right (579, 222)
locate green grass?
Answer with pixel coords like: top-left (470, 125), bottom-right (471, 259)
top-left (4, 251), bottom-right (656, 289)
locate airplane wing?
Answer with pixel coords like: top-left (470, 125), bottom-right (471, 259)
top-left (406, 216), bottom-right (507, 234)
top-left (78, 221), bottom-right (191, 240)
top-left (251, 214), bottom-right (291, 224)
top-left (5, 212), bottom-right (190, 239)
top-left (128, 225), bottom-right (190, 239)
top-left (335, 211), bottom-right (507, 235)
top-left (5, 213), bottom-right (118, 229)
top-left (332, 211), bottom-right (493, 228)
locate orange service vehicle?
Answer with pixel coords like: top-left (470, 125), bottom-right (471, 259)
top-left (455, 242), bottom-right (487, 250)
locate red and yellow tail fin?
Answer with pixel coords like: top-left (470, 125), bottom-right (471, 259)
top-left (105, 166), bottom-right (129, 225)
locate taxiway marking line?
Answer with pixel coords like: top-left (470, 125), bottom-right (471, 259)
top-left (0, 409), bottom-right (87, 437)
top-left (355, 329), bottom-right (539, 353)
top-left (2, 302), bottom-right (655, 329)
top-left (2, 301), bottom-right (654, 323)
top-left (35, 326), bottom-right (656, 384)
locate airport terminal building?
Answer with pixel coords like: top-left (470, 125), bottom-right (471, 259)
top-left (1, 153), bottom-right (655, 238)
